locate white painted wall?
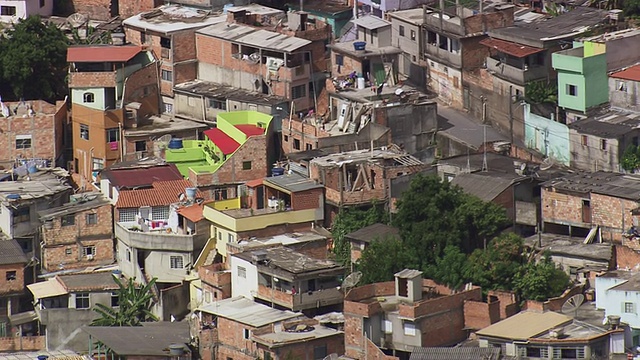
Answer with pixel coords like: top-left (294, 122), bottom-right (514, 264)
top-left (0, 204), bottom-right (12, 237)
top-left (230, 255), bottom-right (257, 300)
top-left (596, 275), bottom-right (640, 329)
top-left (0, 0), bottom-right (53, 23)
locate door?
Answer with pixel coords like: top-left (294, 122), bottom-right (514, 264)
top-left (257, 186), bottom-right (264, 209)
top-left (307, 279), bottom-right (316, 292)
top-left (582, 199), bottom-right (592, 223)
top-left (373, 62), bottom-right (386, 85)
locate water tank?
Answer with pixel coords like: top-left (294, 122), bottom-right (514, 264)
top-left (27, 165), bottom-right (38, 174)
top-left (169, 344), bottom-right (185, 356)
top-left (353, 41), bottom-right (366, 51)
top-left (272, 167), bottom-right (285, 176)
top-left (6, 194), bottom-right (20, 200)
top-left (223, 3), bottom-right (234, 13)
top-left (168, 138), bottom-right (184, 149)
top-left (37, 356), bottom-right (49, 360)
top-left (185, 187), bottom-right (197, 201)
top-left (357, 77), bottom-right (365, 90)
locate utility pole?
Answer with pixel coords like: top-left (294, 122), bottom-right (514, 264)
top-left (482, 125), bottom-right (488, 172)
top-left (509, 85), bottom-right (514, 145)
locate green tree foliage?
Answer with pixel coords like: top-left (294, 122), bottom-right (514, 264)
top-left (331, 204), bottom-right (387, 266)
top-left (463, 233), bottom-right (525, 292)
top-left (524, 81), bottom-right (558, 105)
top-left (0, 16), bottom-right (68, 101)
top-left (514, 254), bottom-right (572, 301)
top-left (91, 276), bottom-right (158, 326)
top-left (358, 236), bottom-right (411, 285)
top-left (621, 145), bottom-right (640, 172)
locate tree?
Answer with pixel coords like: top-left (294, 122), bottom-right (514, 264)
top-left (91, 276), bottom-right (158, 326)
top-left (513, 254), bottom-right (571, 301)
top-left (428, 245), bottom-right (468, 289)
top-left (0, 16), bottom-right (68, 101)
top-left (331, 205), bottom-right (388, 266)
top-left (358, 236), bottom-right (410, 285)
top-left (524, 81), bottom-right (558, 105)
top-left (463, 233), bottom-right (525, 292)
top-left (621, 145), bottom-right (640, 172)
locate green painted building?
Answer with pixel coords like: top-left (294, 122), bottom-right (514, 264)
top-left (552, 42), bottom-right (608, 121)
top-left (165, 111), bottom-right (273, 178)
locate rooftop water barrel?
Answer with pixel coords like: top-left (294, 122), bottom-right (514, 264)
top-left (185, 187), bottom-right (197, 201)
top-left (353, 41), bottom-right (366, 51)
top-left (168, 138), bottom-right (183, 149)
top-left (272, 167), bottom-right (285, 176)
top-left (27, 165), bottom-right (38, 173)
top-left (169, 344), bottom-right (185, 356)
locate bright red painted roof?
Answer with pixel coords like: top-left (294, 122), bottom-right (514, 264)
top-left (116, 180), bottom-right (202, 208)
top-left (610, 65), bottom-right (640, 82)
top-left (245, 178), bottom-right (263, 188)
top-left (67, 45), bottom-right (142, 63)
top-left (101, 164), bottom-right (183, 189)
top-left (479, 37), bottom-right (544, 58)
top-left (235, 124), bottom-right (265, 137)
top-left (204, 128), bottom-right (240, 155)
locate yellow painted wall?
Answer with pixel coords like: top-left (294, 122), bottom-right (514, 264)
top-left (209, 198), bottom-right (241, 211)
top-left (583, 41), bottom-right (606, 57)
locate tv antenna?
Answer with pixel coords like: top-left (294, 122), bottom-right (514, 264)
top-left (561, 294), bottom-right (585, 317)
top-left (341, 271), bottom-right (362, 296)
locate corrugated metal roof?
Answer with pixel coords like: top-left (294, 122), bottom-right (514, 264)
top-left (198, 296), bottom-right (299, 327)
top-left (345, 223), bottom-right (400, 243)
top-left (115, 180), bottom-right (201, 208)
top-left (480, 37), bottom-right (544, 58)
top-left (27, 278), bottom-right (69, 299)
top-left (610, 64), bottom-right (640, 82)
top-left (410, 346), bottom-right (501, 360)
top-left (67, 45), bottom-right (142, 63)
top-left (101, 163), bottom-right (183, 189)
top-left (263, 173), bottom-right (323, 193)
top-left (451, 173), bottom-right (515, 202)
top-left (235, 124), bottom-right (265, 137)
top-left (57, 271), bottom-right (119, 292)
top-left (83, 322), bottom-right (190, 356)
top-left (197, 22), bottom-right (311, 53)
top-left (352, 15), bottom-right (391, 30)
top-left (204, 128), bottom-right (241, 155)
top-left (0, 239), bottom-right (28, 265)
top-left (476, 311), bottom-right (572, 341)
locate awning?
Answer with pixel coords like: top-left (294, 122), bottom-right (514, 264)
top-left (9, 310), bottom-right (38, 325)
top-left (479, 37), bottom-right (544, 58)
top-left (27, 279), bottom-right (68, 299)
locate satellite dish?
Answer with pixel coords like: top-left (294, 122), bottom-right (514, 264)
top-left (341, 271), bottom-right (363, 292)
top-left (322, 354), bottom-right (339, 360)
top-left (156, 134), bottom-right (172, 150)
top-left (67, 13), bottom-right (88, 28)
top-left (539, 157), bottom-right (555, 171)
top-left (561, 294), bottom-right (585, 316)
top-left (520, 162), bottom-right (527, 171)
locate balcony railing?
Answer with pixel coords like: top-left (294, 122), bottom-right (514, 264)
top-left (486, 57), bottom-right (547, 85)
top-left (115, 223), bottom-right (194, 252)
top-left (424, 43), bottom-right (461, 68)
top-left (256, 284), bottom-right (343, 311)
top-left (203, 205), bottom-right (321, 233)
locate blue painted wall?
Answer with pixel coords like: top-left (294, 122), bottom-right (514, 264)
top-left (524, 104), bottom-right (570, 166)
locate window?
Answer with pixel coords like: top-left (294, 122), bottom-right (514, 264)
top-left (335, 54), bottom-right (343, 66)
top-left (6, 271), bottom-right (16, 281)
top-left (125, 249), bottom-right (131, 262)
top-left (581, 135), bottom-right (588, 146)
top-left (61, 214), bottom-right (75, 226)
top-left (161, 69), bottom-right (172, 81)
top-left (403, 321), bottom-right (416, 336)
top-left (83, 92), bottom-right (95, 103)
top-left (567, 84), bottom-right (577, 96)
top-left (1, 6), bottom-right (16, 16)
top-left (292, 84), bottom-right (306, 99)
top-left (119, 208), bottom-right (137, 222)
top-left (152, 206), bottom-right (169, 220)
top-left (625, 302), bottom-right (635, 313)
top-left (410, 30), bottom-right (416, 41)
top-left (135, 140), bottom-right (147, 152)
top-left (382, 319), bottom-right (392, 334)
top-left (16, 135), bottom-right (31, 149)
top-left (140, 32), bottom-right (146, 44)
top-left (111, 292), bottom-right (119, 307)
top-left (39, 0), bottom-right (45, 7)
top-left (80, 124), bottom-right (89, 140)
top-left (75, 293), bottom-right (90, 309)
top-left (228, 233), bottom-right (235, 243)
top-left (13, 207), bottom-right (30, 223)
top-left (83, 246), bottom-right (96, 257)
top-left (617, 80), bottom-right (627, 92)
top-left (160, 37), bottom-right (171, 49)
top-left (218, 231), bottom-right (222, 240)
top-left (242, 161), bottom-right (252, 170)
top-left (284, 135), bottom-right (289, 142)
top-left (86, 213), bottom-right (97, 225)
top-left (293, 138), bottom-right (301, 150)
top-left (306, 143), bottom-right (313, 151)
top-left (170, 256), bottom-right (184, 269)
top-left (65, 248), bottom-right (72, 256)
top-left (243, 328), bottom-right (250, 339)
top-left (601, 139), bottom-right (607, 151)
top-left (164, 103), bottom-right (173, 113)
top-left (399, 25), bottom-right (405, 37)
top-left (106, 128), bottom-right (119, 143)
top-left (92, 158), bottom-right (104, 171)
top-left (208, 99), bottom-right (226, 110)
top-left (238, 266), bottom-right (246, 278)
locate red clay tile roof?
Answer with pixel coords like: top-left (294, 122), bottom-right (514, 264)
top-left (101, 164), bottom-right (183, 189)
top-left (479, 37), bottom-right (544, 58)
top-left (67, 45), bottom-right (142, 63)
top-left (235, 124), bottom-right (265, 137)
top-left (610, 64), bottom-right (640, 82)
top-left (203, 128), bottom-right (241, 155)
top-left (177, 204), bottom-right (204, 222)
top-left (245, 178), bottom-right (263, 188)
top-left (116, 180), bottom-right (202, 208)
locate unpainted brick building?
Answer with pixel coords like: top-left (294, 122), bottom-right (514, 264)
top-left (39, 193), bottom-right (114, 273)
top-left (0, 100), bottom-right (67, 169)
top-left (343, 269), bottom-right (482, 359)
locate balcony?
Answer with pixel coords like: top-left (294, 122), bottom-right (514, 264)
top-left (486, 57), bottom-right (548, 86)
top-left (424, 43), bottom-right (461, 68)
top-left (203, 204), bottom-right (321, 233)
top-left (423, 13), bottom-right (464, 37)
top-left (69, 71), bottom-right (118, 88)
top-left (256, 284), bottom-right (343, 311)
top-left (115, 223), bottom-right (194, 252)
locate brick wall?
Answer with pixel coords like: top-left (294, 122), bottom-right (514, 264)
top-left (288, 238), bottom-right (328, 260)
top-left (118, 0), bottom-right (161, 20)
top-left (0, 336), bottom-right (45, 352)
top-left (463, 8), bottom-right (514, 35)
top-left (0, 264), bottom-right (25, 295)
top-left (463, 299), bottom-right (501, 330)
top-left (259, 333), bottom-right (344, 360)
top-left (487, 290), bottom-right (518, 320)
top-left (542, 188), bottom-right (588, 227)
top-left (67, 0), bottom-right (111, 21)
top-left (215, 317), bottom-right (262, 359)
top-left (198, 328), bottom-right (218, 360)
top-left (331, 51), bottom-right (362, 78)
top-left (41, 204), bottom-right (114, 271)
top-left (69, 72), bottom-right (117, 88)
top-left (290, 188), bottom-right (323, 210)
top-left (189, 135), bottom-right (270, 186)
top-left (122, 61), bottom-right (161, 119)
top-left (199, 264), bottom-right (232, 300)
top-left (615, 244), bottom-right (640, 270)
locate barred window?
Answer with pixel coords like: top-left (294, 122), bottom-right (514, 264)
top-left (170, 256), bottom-right (183, 269)
top-left (119, 208), bottom-right (137, 222)
top-left (152, 206), bottom-right (169, 220)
